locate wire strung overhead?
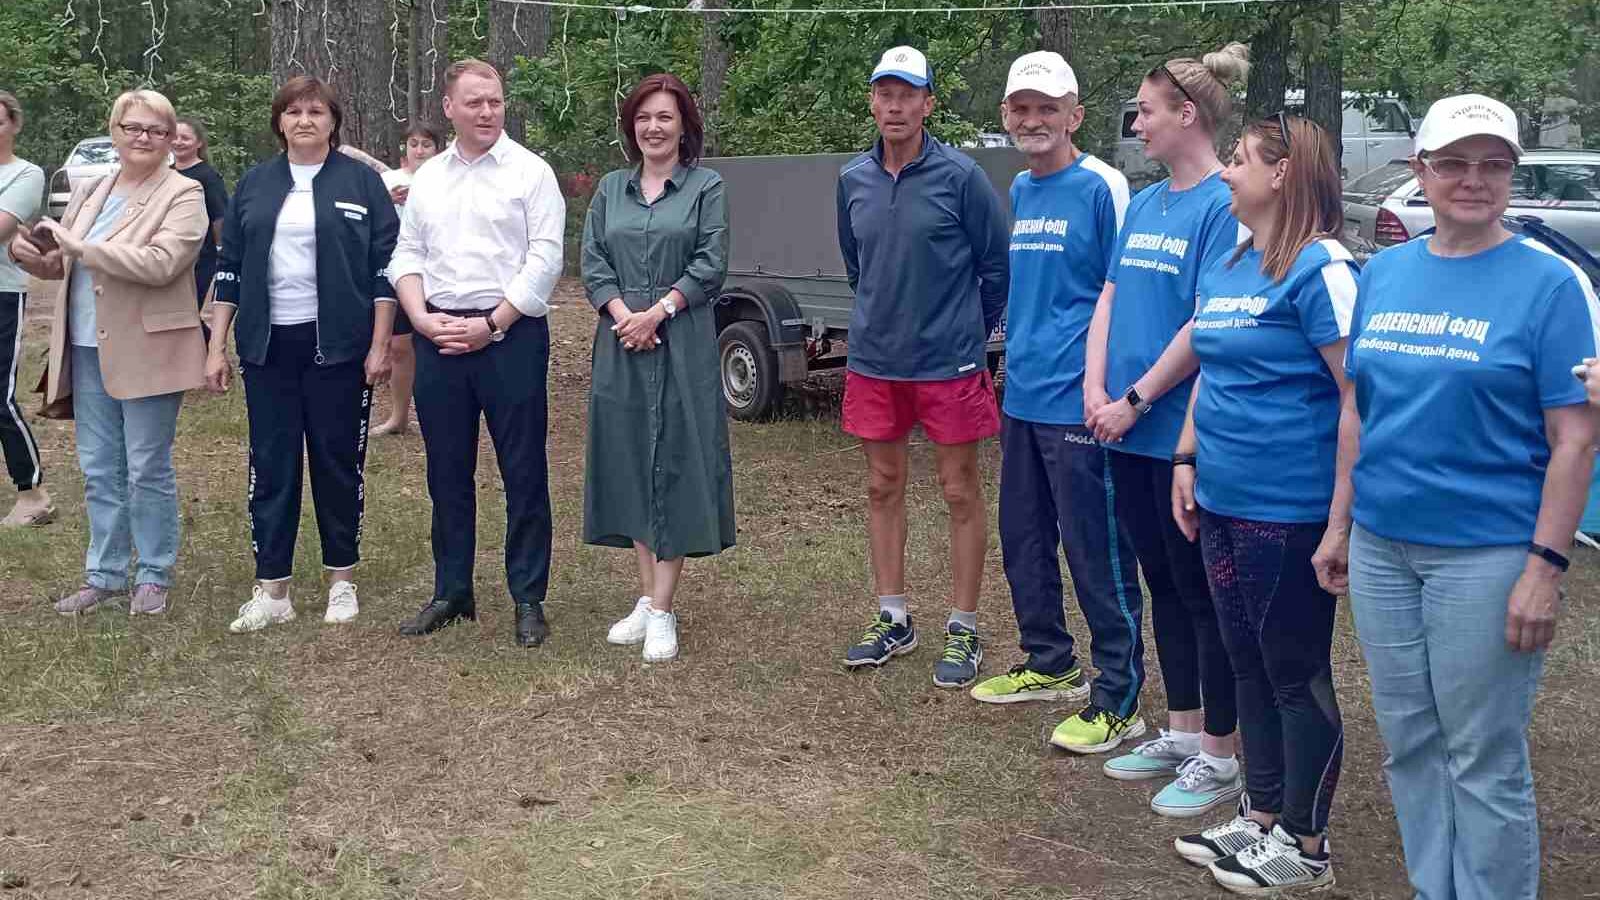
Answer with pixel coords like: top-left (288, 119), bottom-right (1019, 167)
top-left (489, 0), bottom-right (1313, 14)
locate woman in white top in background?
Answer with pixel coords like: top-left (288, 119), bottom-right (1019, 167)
top-left (372, 124), bottom-right (440, 436)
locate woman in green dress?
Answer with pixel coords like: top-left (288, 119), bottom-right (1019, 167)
top-left (582, 72), bottom-right (733, 663)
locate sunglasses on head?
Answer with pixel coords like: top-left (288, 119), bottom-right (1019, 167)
top-left (1152, 64), bottom-right (1196, 108)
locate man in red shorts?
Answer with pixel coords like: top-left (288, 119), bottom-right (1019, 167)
top-left (835, 45), bottom-right (1010, 687)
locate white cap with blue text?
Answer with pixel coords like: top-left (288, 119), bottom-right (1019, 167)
top-left (871, 46), bottom-right (933, 91)
top-left (1415, 93), bottom-right (1523, 157)
top-left (1004, 51), bottom-right (1078, 100)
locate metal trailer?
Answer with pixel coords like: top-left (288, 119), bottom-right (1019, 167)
top-left (703, 147), bottom-right (1025, 420)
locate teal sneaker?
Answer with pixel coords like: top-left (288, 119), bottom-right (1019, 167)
top-left (969, 664), bottom-right (1089, 704)
top-left (931, 622), bottom-right (982, 688)
top-left (1102, 729), bottom-right (1194, 781)
top-left (1151, 755), bottom-right (1244, 819)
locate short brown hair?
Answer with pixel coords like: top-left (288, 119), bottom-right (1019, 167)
top-left (1228, 115), bottom-right (1344, 283)
top-left (618, 73), bottom-right (704, 167)
top-left (404, 123), bottom-right (443, 148)
top-left (177, 117), bottom-right (210, 161)
top-left (0, 92), bottom-right (22, 129)
top-left (444, 59), bottom-right (502, 97)
top-left (270, 76), bottom-right (343, 150)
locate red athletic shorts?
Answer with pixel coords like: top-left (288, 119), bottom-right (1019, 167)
top-left (842, 369), bottom-right (1001, 445)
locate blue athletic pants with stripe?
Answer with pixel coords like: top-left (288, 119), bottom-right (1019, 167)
top-left (998, 415), bottom-right (1145, 716)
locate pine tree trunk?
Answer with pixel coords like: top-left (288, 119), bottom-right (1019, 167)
top-left (1303, 0), bottom-right (1344, 164)
top-left (1036, 8), bottom-right (1072, 62)
top-left (490, 0), bottom-right (549, 145)
top-left (1244, 5), bottom-right (1291, 123)
top-left (700, 0), bottom-right (730, 157)
top-left (410, 0), bottom-right (450, 131)
top-left (270, 0), bottom-right (399, 159)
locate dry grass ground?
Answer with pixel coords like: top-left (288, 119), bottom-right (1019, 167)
top-left (2, 279), bottom-right (1598, 899)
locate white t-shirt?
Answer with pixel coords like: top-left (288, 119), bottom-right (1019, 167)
top-left (268, 162), bottom-right (323, 325)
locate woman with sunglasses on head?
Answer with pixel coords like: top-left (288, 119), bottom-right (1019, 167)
top-left (1075, 43), bottom-right (1249, 819)
top-left (1167, 113), bottom-right (1355, 895)
top-left (1323, 94), bottom-right (1599, 900)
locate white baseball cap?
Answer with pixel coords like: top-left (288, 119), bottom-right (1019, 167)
top-left (1415, 93), bottom-right (1523, 157)
top-left (871, 46), bottom-right (933, 92)
top-left (1004, 51), bottom-right (1078, 100)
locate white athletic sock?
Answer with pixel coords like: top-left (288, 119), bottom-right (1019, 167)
top-left (1200, 748), bottom-right (1239, 778)
top-left (878, 594), bottom-right (908, 625)
top-left (947, 609), bottom-right (977, 631)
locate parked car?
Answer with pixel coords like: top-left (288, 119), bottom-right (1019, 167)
top-left (47, 136), bottom-right (120, 219)
top-left (1113, 91), bottom-right (1415, 190)
top-left (702, 147), bottom-right (1021, 420)
top-left (1342, 149), bottom-right (1600, 256)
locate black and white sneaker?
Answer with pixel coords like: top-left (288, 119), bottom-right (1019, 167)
top-left (1209, 823), bottom-right (1334, 895)
top-left (1174, 794), bottom-right (1267, 867)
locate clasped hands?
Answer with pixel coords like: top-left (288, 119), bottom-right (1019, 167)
top-left (608, 295), bottom-right (673, 353)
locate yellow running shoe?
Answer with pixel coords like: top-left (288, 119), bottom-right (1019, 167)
top-left (1049, 703), bottom-right (1146, 754)
top-left (969, 664), bottom-right (1089, 704)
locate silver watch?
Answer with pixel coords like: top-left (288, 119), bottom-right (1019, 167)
top-left (660, 296), bottom-right (678, 318)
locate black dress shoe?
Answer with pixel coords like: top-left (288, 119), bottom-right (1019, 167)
top-left (397, 598), bottom-right (476, 636)
top-left (515, 602), bottom-right (549, 647)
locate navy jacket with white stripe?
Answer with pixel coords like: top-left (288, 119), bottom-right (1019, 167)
top-left (215, 149), bottom-right (398, 367)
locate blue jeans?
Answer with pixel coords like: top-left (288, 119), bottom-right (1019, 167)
top-left (70, 347), bottom-right (184, 589)
top-left (1349, 524), bottom-right (1542, 900)
top-left (998, 417), bottom-right (1145, 715)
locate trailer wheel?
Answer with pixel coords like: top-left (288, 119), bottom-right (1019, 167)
top-left (719, 320), bottom-right (783, 421)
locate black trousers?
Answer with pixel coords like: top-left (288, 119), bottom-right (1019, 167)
top-left (1201, 510), bottom-right (1343, 836)
top-left (1109, 450), bottom-right (1238, 737)
top-left (194, 260), bottom-right (216, 345)
top-left (413, 314), bottom-right (551, 607)
top-left (241, 322), bottom-right (372, 580)
top-left (0, 291), bottom-right (44, 492)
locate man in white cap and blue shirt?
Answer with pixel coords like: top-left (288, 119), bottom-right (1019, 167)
top-left (968, 52), bottom-right (1154, 789)
top-left (836, 45), bottom-right (1009, 688)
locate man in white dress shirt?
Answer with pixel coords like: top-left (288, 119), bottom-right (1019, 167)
top-left (387, 58), bottom-right (566, 647)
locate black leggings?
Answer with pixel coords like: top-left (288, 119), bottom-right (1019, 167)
top-left (1201, 510), bottom-right (1343, 837)
top-left (1109, 451), bottom-right (1237, 737)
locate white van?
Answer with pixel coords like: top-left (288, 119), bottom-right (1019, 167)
top-left (1112, 91), bottom-right (1416, 189)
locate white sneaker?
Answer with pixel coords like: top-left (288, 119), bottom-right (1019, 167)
top-left (1209, 823), bottom-right (1334, 894)
top-left (1174, 795), bottom-right (1268, 867)
top-left (324, 581), bottom-right (359, 624)
top-left (642, 607), bottom-right (678, 662)
top-left (230, 584), bottom-right (295, 634)
top-left (607, 596), bottom-right (653, 645)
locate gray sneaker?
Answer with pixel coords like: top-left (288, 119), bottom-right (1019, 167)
top-left (130, 584), bottom-right (169, 616)
top-left (932, 622), bottom-right (983, 688)
top-left (54, 585), bottom-right (123, 616)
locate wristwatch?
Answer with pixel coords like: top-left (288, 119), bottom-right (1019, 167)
top-left (486, 315), bottom-right (505, 343)
top-left (1528, 542), bottom-right (1571, 572)
top-left (660, 295), bottom-right (678, 318)
top-left (1124, 385), bottom-right (1153, 415)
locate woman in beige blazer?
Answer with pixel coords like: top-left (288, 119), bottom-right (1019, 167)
top-left (9, 89), bottom-right (206, 616)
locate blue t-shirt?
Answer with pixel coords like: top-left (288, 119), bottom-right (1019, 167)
top-left (1192, 239), bottom-right (1358, 523)
top-left (1348, 235), bottom-right (1600, 546)
top-left (67, 194), bottom-right (129, 348)
top-left (1004, 153), bottom-right (1130, 425)
top-left (1104, 172), bottom-right (1244, 459)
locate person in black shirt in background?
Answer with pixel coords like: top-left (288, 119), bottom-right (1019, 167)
top-left (172, 117), bottom-right (227, 343)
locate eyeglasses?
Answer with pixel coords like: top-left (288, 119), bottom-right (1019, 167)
top-left (1420, 155), bottom-right (1517, 181)
top-left (118, 122), bottom-right (171, 140)
top-left (1152, 64), bottom-right (1196, 108)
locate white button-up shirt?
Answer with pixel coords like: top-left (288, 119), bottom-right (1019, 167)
top-left (388, 132), bottom-right (565, 317)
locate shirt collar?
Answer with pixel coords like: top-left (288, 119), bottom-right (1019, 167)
top-left (445, 131), bottom-right (515, 167)
top-left (870, 129), bottom-right (934, 170)
top-left (625, 162), bottom-right (691, 196)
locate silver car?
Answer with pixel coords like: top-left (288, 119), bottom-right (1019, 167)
top-left (46, 137), bottom-right (119, 219)
top-left (1343, 150), bottom-right (1600, 256)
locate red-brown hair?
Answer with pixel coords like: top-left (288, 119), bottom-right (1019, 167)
top-left (618, 73), bottom-right (704, 166)
top-left (270, 76), bottom-right (343, 150)
top-left (1229, 115), bottom-right (1344, 283)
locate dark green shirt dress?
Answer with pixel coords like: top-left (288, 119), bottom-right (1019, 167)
top-left (580, 164), bottom-right (735, 559)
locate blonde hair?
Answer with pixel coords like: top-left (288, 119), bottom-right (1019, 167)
top-left (1150, 42), bottom-right (1251, 135)
top-left (444, 58), bottom-right (502, 97)
top-left (106, 89), bottom-right (177, 137)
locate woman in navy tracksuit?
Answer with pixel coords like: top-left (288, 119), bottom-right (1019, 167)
top-left (206, 76), bottom-right (399, 633)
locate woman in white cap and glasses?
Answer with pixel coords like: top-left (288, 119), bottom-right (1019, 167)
top-left (1320, 94), bottom-right (1599, 900)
